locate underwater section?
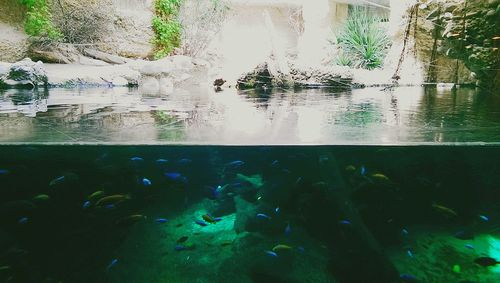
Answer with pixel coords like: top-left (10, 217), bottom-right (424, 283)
top-left (0, 145), bottom-right (498, 283)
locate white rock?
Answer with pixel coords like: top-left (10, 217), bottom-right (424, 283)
top-left (112, 77), bottom-right (129, 86)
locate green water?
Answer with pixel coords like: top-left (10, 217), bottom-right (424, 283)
top-left (0, 145), bottom-right (498, 283)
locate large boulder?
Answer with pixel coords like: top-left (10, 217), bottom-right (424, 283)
top-left (6, 58), bottom-right (47, 86)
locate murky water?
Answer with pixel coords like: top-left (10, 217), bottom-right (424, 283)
top-left (0, 145), bottom-right (498, 283)
top-left (1, 86), bottom-right (499, 144)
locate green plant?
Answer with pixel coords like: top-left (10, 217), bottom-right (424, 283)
top-left (336, 6), bottom-right (390, 70)
top-left (152, 0), bottom-right (182, 59)
top-left (19, 0), bottom-right (62, 40)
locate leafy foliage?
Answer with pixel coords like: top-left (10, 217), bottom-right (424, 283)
top-left (336, 7), bottom-right (390, 70)
top-left (152, 0), bottom-right (182, 59)
top-left (19, 0), bottom-right (62, 40)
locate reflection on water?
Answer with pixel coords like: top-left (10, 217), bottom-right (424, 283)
top-left (0, 86), bottom-right (499, 144)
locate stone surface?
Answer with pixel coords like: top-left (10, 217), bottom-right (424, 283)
top-left (0, 23), bottom-right (29, 63)
top-left (8, 58), bottom-right (48, 85)
top-left (78, 56), bottom-right (110, 66)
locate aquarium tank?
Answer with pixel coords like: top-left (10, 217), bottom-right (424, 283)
top-left (0, 0), bottom-right (499, 283)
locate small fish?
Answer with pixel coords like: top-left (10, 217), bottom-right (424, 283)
top-left (155, 218), bottom-right (168, 223)
top-left (271, 160), bottom-right (279, 166)
top-left (0, 169), bottom-right (10, 175)
top-left (95, 194), bottom-right (130, 207)
top-left (177, 236), bottom-right (189, 243)
top-left (284, 223), bottom-right (291, 236)
top-left (88, 190), bottom-right (105, 202)
top-left (297, 246), bottom-right (305, 253)
top-left (141, 178), bottom-right (152, 186)
top-left (400, 274), bottom-right (418, 282)
top-left (432, 203), bottom-right (458, 218)
top-left (478, 215), bottom-right (489, 222)
top-left (407, 250), bottom-right (413, 258)
top-left (18, 217), bottom-right (28, 225)
top-left (105, 204), bottom-right (115, 210)
top-left (454, 230), bottom-right (474, 240)
top-left (130, 157), bottom-right (144, 162)
top-left (220, 240), bottom-right (233, 247)
top-left (474, 256), bottom-right (499, 267)
top-left (202, 214), bottom-right (217, 224)
top-left (32, 194), bottom-right (50, 202)
top-left (256, 213), bottom-right (270, 219)
top-left (464, 244), bottom-right (474, 250)
top-left (156, 158), bottom-right (168, 163)
top-left (402, 228), bottom-right (409, 236)
top-left (175, 245), bottom-right (186, 251)
top-left (164, 172), bottom-right (187, 183)
top-left (272, 244), bottom-right (292, 252)
top-left (226, 160), bottom-right (245, 168)
top-left (345, 165), bottom-right (356, 172)
top-left (49, 176), bottom-right (65, 186)
top-left (106, 259), bottom-right (118, 270)
top-left (339, 220), bottom-right (351, 225)
top-left (177, 158), bottom-right (192, 165)
top-left (319, 155), bottom-right (329, 163)
top-left (0, 265), bottom-right (11, 271)
top-left (295, 177), bottom-right (303, 184)
top-left (195, 220), bottom-right (208, 226)
top-left (370, 173), bottom-right (390, 182)
top-left (360, 165), bottom-right (366, 176)
top-left (492, 36), bottom-right (500, 40)
top-left (264, 250), bottom-right (278, 257)
top-left (115, 214), bottom-right (147, 225)
top-left (275, 207), bottom-right (280, 214)
top-left (213, 217), bottom-right (222, 222)
top-left (82, 201), bottom-right (91, 209)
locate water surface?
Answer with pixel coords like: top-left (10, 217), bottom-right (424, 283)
top-left (1, 86), bottom-right (498, 144)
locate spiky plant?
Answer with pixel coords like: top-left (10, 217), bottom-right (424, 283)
top-left (336, 7), bottom-right (390, 70)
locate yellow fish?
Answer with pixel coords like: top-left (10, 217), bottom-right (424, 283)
top-left (370, 173), bottom-right (390, 182)
top-left (88, 190), bottom-right (105, 202)
top-left (95, 194), bottom-right (130, 207)
top-left (272, 244), bottom-right (293, 252)
top-left (432, 203), bottom-right (458, 218)
top-left (202, 214), bottom-right (217, 224)
top-left (345, 165), bottom-right (356, 172)
top-left (32, 194), bottom-right (50, 202)
top-left (492, 36), bottom-right (500, 40)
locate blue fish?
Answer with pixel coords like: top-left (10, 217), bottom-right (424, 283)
top-left (105, 204), bottom-right (115, 210)
top-left (360, 165), bottom-right (366, 176)
top-left (226, 160), bottom-right (245, 168)
top-left (164, 172), bottom-right (187, 183)
top-left (106, 259), bottom-right (118, 270)
top-left (284, 223), bottom-right (291, 236)
top-left (82, 201), bottom-right (91, 209)
top-left (130, 157), bottom-right (144, 162)
top-left (265, 250), bottom-right (278, 257)
top-left (155, 218), bottom-right (168, 223)
top-left (49, 176), bottom-right (65, 186)
top-left (174, 245), bottom-right (186, 251)
top-left (275, 207), bottom-right (280, 214)
top-left (256, 213), bottom-right (270, 219)
top-left (339, 220), bottom-right (351, 225)
top-left (465, 244), bottom-right (474, 250)
top-left (407, 250), bottom-right (413, 258)
top-left (18, 217), bottom-right (28, 225)
top-left (231, 182), bottom-right (243, 187)
top-left (297, 246), bottom-right (305, 253)
top-left (479, 215), bottom-right (489, 222)
top-left (213, 217), bottom-right (222, 222)
top-left (177, 158), bottom-right (192, 165)
top-left (0, 169), bottom-right (9, 175)
top-left (195, 220), bottom-right (208, 226)
top-left (141, 178), bottom-right (152, 186)
top-left (156, 158), bottom-right (168, 164)
top-left (400, 274), bottom-right (418, 282)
